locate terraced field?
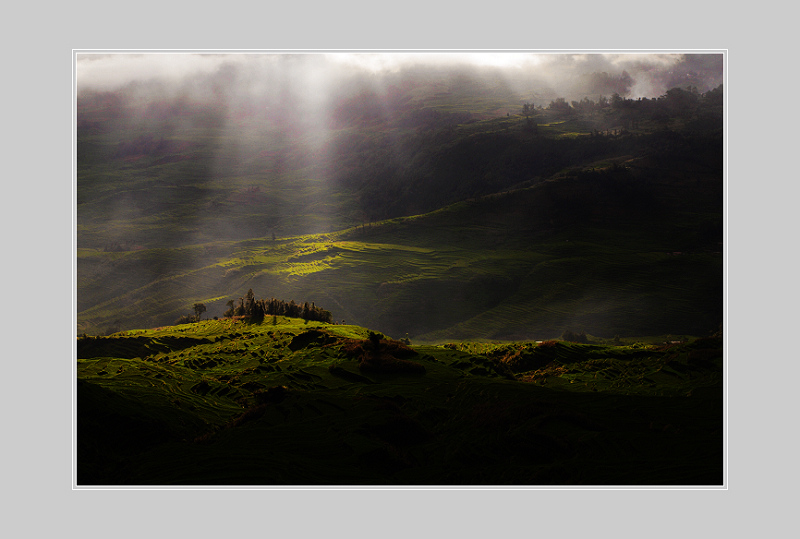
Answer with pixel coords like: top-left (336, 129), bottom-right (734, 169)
top-left (77, 318), bottom-right (723, 485)
top-left (77, 73), bottom-right (722, 347)
top-left (77, 163), bottom-right (722, 342)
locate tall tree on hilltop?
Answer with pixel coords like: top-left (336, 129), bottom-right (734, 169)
top-left (250, 298), bottom-right (265, 323)
top-left (245, 289), bottom-right (255, 317)
top-left (522, 102), bottom-right (534, 119)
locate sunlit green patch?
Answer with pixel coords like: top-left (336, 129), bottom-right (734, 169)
top-left (77, 315), bottom-right (722, 485)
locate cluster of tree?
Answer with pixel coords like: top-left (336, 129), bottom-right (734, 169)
top-left (521, 102), bottom-right (535, 118)
top-left (545, 85), bottom-right (723, 129)
top-left (547, 97), bottom-right (572, 113)
top-left (567, 95), bottom-right (610, 113)
top-left (561, 329), bottom-right (589, 343)
top-left (173, 303), bottom-right (208, 325)
top-left (222, 289), bottom-right (333, 324)
top-left (606, 86), bottom-right (722, 129)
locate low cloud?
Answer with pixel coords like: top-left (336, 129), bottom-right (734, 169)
top-left (76, 51), bottom-right (723, 104)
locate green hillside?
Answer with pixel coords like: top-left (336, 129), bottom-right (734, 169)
top-left (75, 55), bottom-right (724, 488)
top-left (77, 77), bottom-right (722, 347)
top-left (77, 318), bottom-right (722, 485)
top-left (77, 142), bottom-right (722, 341)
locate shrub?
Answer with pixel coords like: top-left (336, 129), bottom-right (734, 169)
top-left (368, 331), bottom-right (384, 353)
top-left (339, 335), bottom-right (425, 375)
top-left (500, 347), bottom-right (555, 373)
top-left (174, 314), bottom-right (194, 325)
top-left (560, 329), bottom-right (588, 343)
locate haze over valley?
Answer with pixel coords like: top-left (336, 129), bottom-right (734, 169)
top-left (77, 52), bottom-right (723, 342)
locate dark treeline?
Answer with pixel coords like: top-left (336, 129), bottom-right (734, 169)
top-left (553, 85), bottom-right (724, 129)
top-left (330, 85), bottom-right (723, 223)
top-left (222, 289), bottom-right (333, 324)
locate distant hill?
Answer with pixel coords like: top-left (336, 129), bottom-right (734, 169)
top-left (77, 83), bottom-right (722, 341)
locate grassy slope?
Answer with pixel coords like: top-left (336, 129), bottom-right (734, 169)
top-left (77, 156), bottom-right (722, 341)
top-left (77, 318), bottom-right (723, 485)
top-left (77, 85), bottom-right (722, 342)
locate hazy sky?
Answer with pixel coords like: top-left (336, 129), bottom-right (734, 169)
top-left (76, 51), bottom-right (724, 104)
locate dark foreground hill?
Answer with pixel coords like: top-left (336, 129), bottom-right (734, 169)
top-left (76, 319), bottom-right (723, 486)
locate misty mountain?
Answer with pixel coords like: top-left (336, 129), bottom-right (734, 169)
top-left (76, 53), bottom-right (723, 340)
